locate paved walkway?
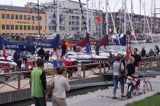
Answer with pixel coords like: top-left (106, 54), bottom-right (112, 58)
top-left (67, 77), bottom-right (160, 106)
top-left (35, 76), bottom-right (160, 106)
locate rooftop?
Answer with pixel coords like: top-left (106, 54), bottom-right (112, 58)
top-left (0, 5), bottom-right (44, 13)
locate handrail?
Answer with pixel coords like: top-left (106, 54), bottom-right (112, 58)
top-left (0, 56), bottom-right (159, 92)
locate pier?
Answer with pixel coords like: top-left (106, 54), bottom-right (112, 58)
top-left (0, 57), bottom-right (160, 105)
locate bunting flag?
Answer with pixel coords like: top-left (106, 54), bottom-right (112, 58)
top-left (79, 0), bottom-right (88, 35)
top-left (78, 0), bottom-right (91, 50)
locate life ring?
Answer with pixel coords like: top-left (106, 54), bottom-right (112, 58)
top-left (26, 60), bottom-right (34, 71)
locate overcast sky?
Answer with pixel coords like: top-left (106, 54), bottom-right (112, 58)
top-left (0, 0), bottom-right (160, 16)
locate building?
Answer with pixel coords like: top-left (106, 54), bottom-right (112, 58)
top-left (41, 0), bottom-right (104, 38)
top-left (0, 5), bottom-right (46, 35)
top-left (108, 11), bottom-right (160, 34)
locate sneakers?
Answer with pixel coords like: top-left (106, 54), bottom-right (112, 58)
top-left (121, 95), bottom-right (126, 98)
top-left (112, 96), bottom-right (117, 99)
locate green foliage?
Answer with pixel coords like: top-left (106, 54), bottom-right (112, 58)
top-left (126, 93), bottom-right (160, 106)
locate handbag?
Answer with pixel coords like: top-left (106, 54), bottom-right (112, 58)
top-left (118, 62), bottom-right (125, 78)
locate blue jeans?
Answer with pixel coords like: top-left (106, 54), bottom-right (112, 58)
top-left (33, 97), bottom-right (46, 106)
top-left (113, 75), bottom-right (124, 95)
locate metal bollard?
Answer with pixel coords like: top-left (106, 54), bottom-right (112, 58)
top-left (77, 61), bottom-right (82, 78)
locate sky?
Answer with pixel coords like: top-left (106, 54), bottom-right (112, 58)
top-left (0, 0), bottom-right (160, 16)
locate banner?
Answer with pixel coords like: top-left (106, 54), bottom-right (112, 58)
top-left (0, 34), bottom-right (60, 50)
top-left (108, 34), bottom-right (126, 46)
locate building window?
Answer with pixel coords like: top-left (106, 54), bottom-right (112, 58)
top-left (24, 25), bottom-right (26, 30)
top-left (32, 16), bottom-right (34, 21)
top-left (2, 14), bottom-right (5, 19)
top-left (32, 26), bottom-right (34, 30)
top-left (11, 14), bottom-right (14, 19)
top-left (15, 25), bottom-right (18, 30)
top-left (15, 15), bottom-right (18, 20)
top-left (24, 15), bottom-right (27, 20)
top-left (36, 26), bottom-right (38, 30)
top-left (2, 25), bottom-right (5, 29)
top-left (39, 26), bottom-right (42, 30)
top-left (6, 14), bottom-right (10, 19)
top-left (20, 25), bottom-right (22, 30)
top-left (6, 25), bottom-right (10, 30)
top-left (11, 25), bottom-right (14, 30)
top-left (28, 25), bottom-right (30, 30)
top-left (39, 16), bottom-right (42, 20)
top-left (28, 15), bottom-right (30, 20)
top-left (49, 26), bottom-right (52, 30)
top-left (19, 15), bottom-right (22, 20)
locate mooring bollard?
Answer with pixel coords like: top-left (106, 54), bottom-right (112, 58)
top-left (77, 61), bottom-right (82, 78)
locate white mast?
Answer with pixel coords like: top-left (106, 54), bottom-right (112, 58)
top-left (143, 0), bottom-right (146, 34)
top-left (56, 0), bottom-right (60, 34)
top-left (105, 0), bottom-right (109, 34)
top-left (86, 0), bottom-right (89, 34)
top-left (124, 0), bottom-right (127, 35)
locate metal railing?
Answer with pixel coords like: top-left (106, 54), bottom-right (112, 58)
top-left (0, 62), bottom-right (108, 92)
top-left (140, 56), bottom-right (160, 69)
top-left (0, 56), bottom-right (159, 92)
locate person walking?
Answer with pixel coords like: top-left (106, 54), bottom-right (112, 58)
top-left (141, 47), bottom-right (146, 57)
top-left (126, 56), bottom-right (140, 98)
top-left (38, 47), bottom-right (45, 60)
top-left (155, 45), bottom-right (160, 56)
top-left (149, 48), bottom-right (154, 57)
top-left (132, 48), bottom-right (141, 72)
top-left (112, 54), bottom-right (125, 99)
top-left (95, 42), bottom-right (100, 55)
top-left (61, 41), bottom-right (67, 58)
top-left (30, 58), bottom-right (47, 106)
top-left (47, 67), bottom-right (70, 106)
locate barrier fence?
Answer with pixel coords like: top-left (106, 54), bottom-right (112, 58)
top-left (0, 56), bottom-right (159, 92)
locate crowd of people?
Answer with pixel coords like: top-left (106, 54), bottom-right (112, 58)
top-left (110, 45), bottom-right (160, 99)
top-left (112, 48), bottom-right (142, 99)
top-left (140, 45), bottom-right (160, 57)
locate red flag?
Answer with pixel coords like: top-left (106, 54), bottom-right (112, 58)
top-left (96, 16), bottom-right (101, 23)
top-left (2, 46), bottom-right (7, 60)
top-left (126, 36), bottom-right (131, 61)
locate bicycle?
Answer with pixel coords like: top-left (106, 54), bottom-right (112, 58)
top-left (126, 76), bottom-right (152, 98)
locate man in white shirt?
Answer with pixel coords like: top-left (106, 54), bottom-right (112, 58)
top-left (47, 67), bottom-right (70, 106)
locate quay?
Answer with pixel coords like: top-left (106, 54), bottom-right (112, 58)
top-left (0, 57), bottom-right (160, 105)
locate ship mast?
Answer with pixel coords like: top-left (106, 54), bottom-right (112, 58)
top-left (56, 0), bottom-right (60, 34)
top-left (105, 0), bottom-right (109, 35)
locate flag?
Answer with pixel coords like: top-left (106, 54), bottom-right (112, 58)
top-left (2, 46), bottom-right (7, 60)
top-left (126, 36), bottom-right (131, 61)
top-left (96, 16), bottom-right (101, 23)
top-left (60, 13), bottom-right (64, 23)
top-left (65, 41), bottom-right (70, 50)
